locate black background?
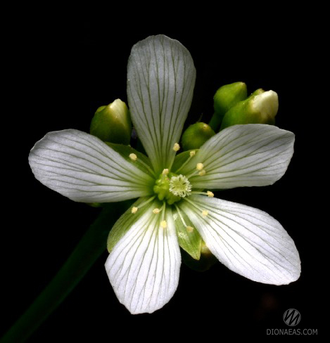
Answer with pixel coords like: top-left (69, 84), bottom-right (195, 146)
top-left (2, 8), bottom-right (326, 341)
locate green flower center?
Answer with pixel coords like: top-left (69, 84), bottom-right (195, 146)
top-left (153, 171), bottom-right (192, 205)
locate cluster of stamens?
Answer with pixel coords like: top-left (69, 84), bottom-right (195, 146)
top-left (128, 143), bottom-right (214, 229)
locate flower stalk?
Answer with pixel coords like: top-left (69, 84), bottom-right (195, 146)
top-left (0, 202), bottom-right (129, 343)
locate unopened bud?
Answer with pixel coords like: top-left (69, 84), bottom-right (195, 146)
top-left (220, 90), bottom-right (279, 130)
top-left (90, 99), bottom-right (132, 144)
top-left (209, 82), bottom-right (247, 130)
top-left (181, 122), bottom-right (215, 150)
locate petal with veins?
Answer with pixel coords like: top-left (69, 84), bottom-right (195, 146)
top-left (29, 129), bottom-right (154, 203)
top-left (180, 195), bottom-right (300, 285)
top-left (180, 124), bottom-right (295, 190)
top-left (127, 34), bottom-right (196, 174)
top-left (105, 205), bottom-right (181, 314)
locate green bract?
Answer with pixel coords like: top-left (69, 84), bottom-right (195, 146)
top-left (29, 35), bottom-right (300, 315)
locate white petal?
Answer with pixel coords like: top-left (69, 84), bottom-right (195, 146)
top-left (105, 205), bottom-right (181, 314)
top-left (180, 124), bottom-right (295, 190)
top-left (180, 195), bottom-right (300, 285)
top-left (28, 129), bottom-right (154, 203)
top-left (127, 35), bottom-right (196, 174)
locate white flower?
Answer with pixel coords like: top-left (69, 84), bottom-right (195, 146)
top-left (28, 35), bottom-right (300, 315)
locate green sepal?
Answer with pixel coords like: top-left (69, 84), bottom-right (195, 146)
top-left (181, 242), bottom-right (218, 272)
top-left (105, 142), bottom-right (155, 178)
top-left (173, 207), bottom-right (202, 260)
top-left (172, 149), bottom-right (199, 173)
top-left (107, 197), bottom-right (152, 252)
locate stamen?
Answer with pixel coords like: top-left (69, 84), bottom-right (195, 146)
top-left (196, 163), bottom-right (204, 171)
top-left (173, 143), bottom-right (180, 152)
top-left (192, 190), bottom-right (214, 197)
top-left (160, 220), bottom-right (167, 229)
top-left (162, 168), bottom-right (169, 175)
top-left (174, 204), bottom-right (194, 234)
top-left (202, 210), bottom-right (209, 217)
top-left (174, 150), bottom-right (197, 174)
top-left (156, 201), bottom-right (167, 229)
top-left (186, 226), bottom-right (194, 233)
top-left (128, 152), bottom-right (156, 177)
top-left (198, 169), bottom-right (206, 176)
top-left (131, 196), bottom-right (156, 214)
top-left (174, 204), bottom-right (188, 227)
top-left (153, 208), bottom-right (161, 214)
top-left (183, 197), bottom-right (211, 220)
top-left (129, 153), bottom-right (138, 161)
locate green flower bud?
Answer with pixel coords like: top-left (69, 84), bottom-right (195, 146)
top-left (209, 82), bottom-right (247, 131)
top-left (220, 90), bottom-right (279, 130)
top-left (181, 122), bottom-right (215, 150)
top-left (90, 99), bottom-right (132, 144)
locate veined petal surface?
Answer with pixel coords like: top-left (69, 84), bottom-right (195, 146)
top-left (28, 129), bottom-right (154, 203)
top-left (180, 195), bottom-right (300, 285)
top-left (180, 124), bottom-right (294, 190)
top-left (105, 204), bottom-right (181, 314)
top-left (127, 35), bottom-right (196, 174)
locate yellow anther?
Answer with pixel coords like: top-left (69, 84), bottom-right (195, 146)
top-left (186, 226), bottom-right (194, 233)
top-left (162, 168), bottom-right (169, 175)
top-left (202, 210), bottom-right (209, 217)
top-left (131, 207), bottom-right (138, 214)
top-left (153, 208), bottom-right (161, 214)
top-left (129, 153), bottom-right (138, 161)
top-left (207, 191), bottom-right (214, 197)
top-left (189, 150), bottom-right (196, 157)
top-left (196, 163), bottom-right (204, 171)
top-left (173, 143), bottom-right (180, 152)
top-left (160, 220), bottom-right (168, 229)
top-left (199, 169), bottom-right (206, 176)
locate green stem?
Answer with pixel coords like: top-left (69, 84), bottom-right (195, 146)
top-left (208, 112), bottom-right (222, 132)
top-left (0, 202), bottom-right (129, 343)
